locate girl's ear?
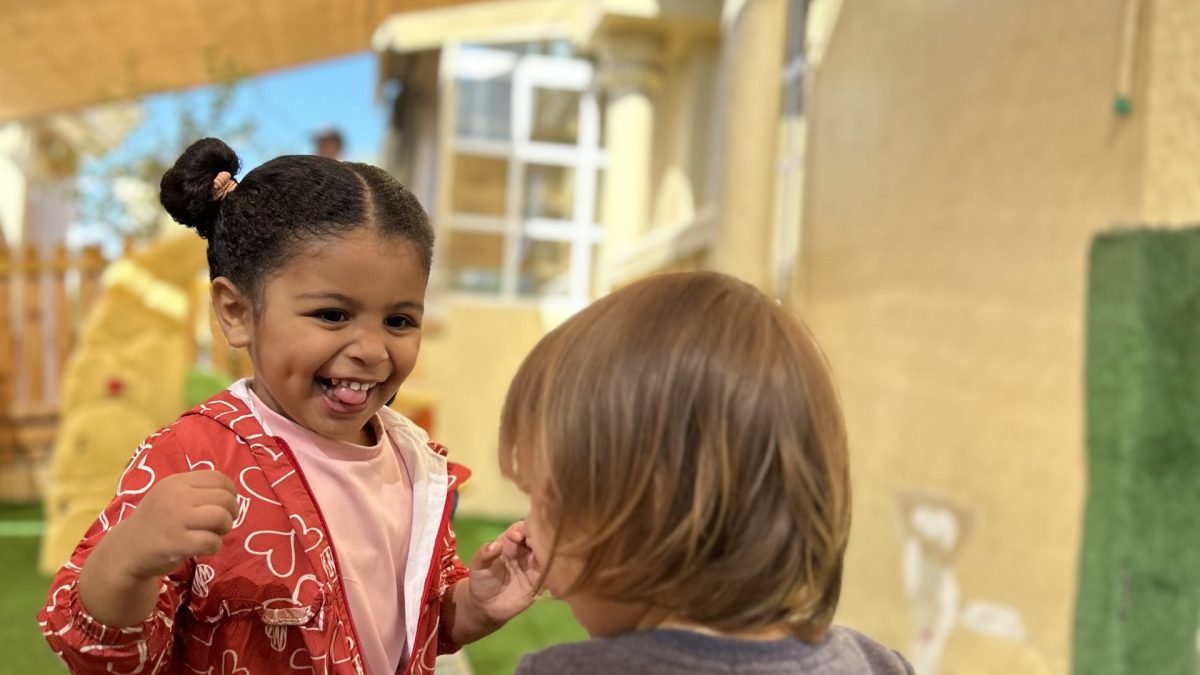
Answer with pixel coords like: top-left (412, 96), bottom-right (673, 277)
top-left (211, 277), bottom-right (254, 349)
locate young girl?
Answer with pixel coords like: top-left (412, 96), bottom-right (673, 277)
top-left (40, 138), bottom-right (538, 675)
top-left (499, 272), bottom-right (915, 674)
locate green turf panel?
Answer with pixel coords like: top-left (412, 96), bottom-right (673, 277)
top-left (186, 368), bottom-right (236, 408)
top-left (1075, 229), bottom-right (1200, 675)
top-left (454, 516), bottom-right (587, 674)
top-left (0, 503), bottom-right (66, 673)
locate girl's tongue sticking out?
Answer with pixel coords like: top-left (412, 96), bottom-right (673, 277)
top-left (322, 378), bottom-right (373, 408)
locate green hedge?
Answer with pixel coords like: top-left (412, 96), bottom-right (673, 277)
top-left (1075, 229), bottom-right (1200, 675)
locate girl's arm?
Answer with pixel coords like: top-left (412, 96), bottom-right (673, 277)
top-left (78, 469), bottom-right (237, 626)
top-left (38, 429), bottom-right (237, 674)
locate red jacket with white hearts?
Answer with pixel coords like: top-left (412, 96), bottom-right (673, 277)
top-left (39, 383), bottom-right (470, 675)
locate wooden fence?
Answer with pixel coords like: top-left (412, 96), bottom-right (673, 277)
top-left (0, 242), bottom-right (108, 499)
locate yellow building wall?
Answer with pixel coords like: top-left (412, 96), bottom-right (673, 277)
top-left (405, 301), bottom-right (545, 518)
top-left (649, 37), bottom-right (719, 230)
top-left (1140, 0), bottom-right (1200, 222)
top-left (799, 1), bottom-right (1154, 673)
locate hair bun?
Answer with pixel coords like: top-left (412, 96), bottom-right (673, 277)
top-left (159, 137), bottom-right (241, 239)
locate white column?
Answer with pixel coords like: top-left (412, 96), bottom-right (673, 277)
top-left (595, 30), bottom-right (663, 291)
top-left (710, 0), bottom-right (788, 289)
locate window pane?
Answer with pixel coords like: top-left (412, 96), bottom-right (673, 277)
top-left (597, 89), bottom-right (608, 147)
top-left (446, 231), bottom-right (504, 293)
top-left (455, 76), bottom-right (512, 141)
top-left (523, 164), bottom-right (574, 220)
top-left (531, 88), bottom-right (581, 145)
top-left (517, 238), bottom-right (571, 297)
top-left (468, 41), bottom-right (580, 58)
top-left (452, 154), bottom-right (508, 216)
top-left (593, 168), bottom-right (605, 224)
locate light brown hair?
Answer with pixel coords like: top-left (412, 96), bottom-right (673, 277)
top-left (500, 271), bottom-right (851, 639)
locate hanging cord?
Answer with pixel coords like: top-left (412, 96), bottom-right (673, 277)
top-left (1114, 0), bottom-right (1142, 117)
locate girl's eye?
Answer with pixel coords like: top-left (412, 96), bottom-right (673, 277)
top-left (314, 310), bottom-right (348, 323)
top-left (385, 315), bottom-right (415, 330)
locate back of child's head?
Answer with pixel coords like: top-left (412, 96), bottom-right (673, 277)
top-left (159, 137), bottom-right (433, 302)
top-left (500, 271), bottom-right (851, 640)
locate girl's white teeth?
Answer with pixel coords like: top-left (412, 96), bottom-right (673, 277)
top-left (329, 378), bottom-right (375, 391)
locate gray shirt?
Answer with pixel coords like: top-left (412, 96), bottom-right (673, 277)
top-left (513, 626), bottom-right (915, 675)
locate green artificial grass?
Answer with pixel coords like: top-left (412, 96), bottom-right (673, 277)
top-left (0, 506), bottom-right (583, 675)
top-left (0, 503), bottom-right (66, 674)
top-left (1074, 229), bottom-right (1200, 675)
top-left (453, 517), bottom-right (588, 675)
top-left (185, 368), bottom-right (235, 407)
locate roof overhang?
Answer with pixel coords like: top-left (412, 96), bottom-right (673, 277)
top-left (0, 0), bottom-right (489, 123)
top-left (371, 0), bottom-right (721, 57)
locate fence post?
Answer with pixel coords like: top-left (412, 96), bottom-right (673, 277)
top-left (0, 245), bottom-right (11, 409)
top-left (23, 246), bottom-right (44, 407)
top-left (53, 245), bottom-right (72, 377)
top-left (78, 245), bottom-right (104, 315)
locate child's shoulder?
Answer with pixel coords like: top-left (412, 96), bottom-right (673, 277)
top-left (515, 628), bottom-right (914, 675)
top-left (141, 415), bottom-right (209, 449)
top-left (133, 397), bottom-right (249, 463)
top-left (824, 626), bottom-right (916, 674)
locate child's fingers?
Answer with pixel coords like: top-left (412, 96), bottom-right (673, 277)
top-left (184, 529), bottom-right (225, 558)
top-left (198, 487), bottom-right (240, 519)
top-left (500, 531), bottom-right (529, 559)
top-left (473, 540), bottom-right (502, 567)
top-left (188, 470), bottom-right (236, 494)
top-left (186, 503), bottom-right (236, 536)
top-left (504, 521), bottom-right (527, 543)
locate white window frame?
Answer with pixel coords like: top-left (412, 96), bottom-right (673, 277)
top-left (444, 45), bottom-right (606, 304)
top-left (773, 0), bottom-right (807, 301)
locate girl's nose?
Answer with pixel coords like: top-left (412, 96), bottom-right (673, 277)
top-left (348, 328), bottom-right (388, 366)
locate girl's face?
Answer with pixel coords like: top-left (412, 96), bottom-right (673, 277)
top-left (232, 228), bottom-right (427, 444)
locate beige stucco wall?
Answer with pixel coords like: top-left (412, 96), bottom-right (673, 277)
top-left (649, 37), bottom-right (719, 229)
top-left (405, 301), bottom-right (545, 518)
top-left (1141, 0), bottom-right (1200, 222)
top-left (800, 0), bottom-right (1156, 672)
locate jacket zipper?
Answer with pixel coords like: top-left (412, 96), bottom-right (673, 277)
top-left (403, 486), bottom-right (457, 675)
top-left (405, 482), bottom-right (456, 672)
top-left (275, 437), bottom-right (370, 675)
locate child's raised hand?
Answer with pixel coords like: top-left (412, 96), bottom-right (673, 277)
top-left (117, 470), bottom-right (240, 579)
top-left (464, 521), bottom-right (541, 625)
top-left (78, 469), bottom-right (239, 628)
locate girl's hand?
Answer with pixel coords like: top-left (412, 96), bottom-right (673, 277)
top-left (79, 470), bottom-right (238, 628)
top-left (111, 470), bottom-right (240, 580)
top-left (464, 521), bottom-right (541, 625)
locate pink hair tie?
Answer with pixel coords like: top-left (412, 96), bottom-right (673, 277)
top-left (211, 171), bottom-right (238, 201)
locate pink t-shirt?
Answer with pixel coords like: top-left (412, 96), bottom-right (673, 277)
top-left (249, 389), bottom-right (414, 675)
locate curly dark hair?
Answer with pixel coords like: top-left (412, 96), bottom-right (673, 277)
top-left (160, 137), bottom-right (433, 302)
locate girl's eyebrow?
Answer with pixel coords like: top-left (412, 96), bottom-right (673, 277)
top-left (295, 291), bottom-right (424, 313)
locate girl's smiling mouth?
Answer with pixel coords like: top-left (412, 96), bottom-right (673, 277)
top-left (316, 377), bottom-right (380, 413)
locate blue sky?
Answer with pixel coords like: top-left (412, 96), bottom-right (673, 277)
top-left (75, 52), bottom-right (387, 250)
top-left (147, 51), bottom-right (385, 169)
